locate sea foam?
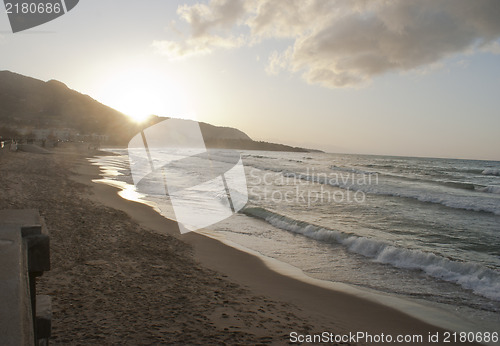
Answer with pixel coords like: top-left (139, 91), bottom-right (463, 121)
top-left (482, 168), bottom-right (500, 176)
top-left (242, 207), bottom-right (500, 302)
top-left (478, 185), bottom-right (500, 194)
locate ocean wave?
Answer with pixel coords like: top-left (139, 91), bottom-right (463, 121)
top-left (387, 175), bottom-right (477, 192)
top-left (365, 163), bottom-right (396, 169)
top-left (365, 163), bottom-right (487, 176)
top-left (330, 165), bottom-right (376, 175)
top-left (478, 185), bottom-right (500, 195)
top-left (329, 166), bottom-right (479, 193)
top-left (431, 166), bottom-right (485, 175)
top-left (441, 181), bottom-right (476, 190)
top-left (242, 207), bottom-right (500, 302)
top-left (244, 163), bottom-right (499, 215)
top-left (246, 154), bottom-right (275, 159)
top-left (367, 172), bottom-right (478, 193)
top-left (482, 168), bottom-right (500, 176)
top-left (280, 171), bottom-right (500, 215)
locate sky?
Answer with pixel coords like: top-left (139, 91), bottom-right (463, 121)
top-left (1, 0), bottom-right (500, 160)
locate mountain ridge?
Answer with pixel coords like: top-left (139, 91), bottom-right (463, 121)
top-left (0, 70), bottom-right (322, 152)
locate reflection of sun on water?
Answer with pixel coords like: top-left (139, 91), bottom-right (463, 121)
top-left (97, 68), bottom-right (195, 123)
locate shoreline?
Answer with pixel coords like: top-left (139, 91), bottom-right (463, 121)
top-left (191, 230), bottom-right (487, 334)
top-left (0, 145), bottom-right (485, 344)
top-left (81, 152), bottom-right (474, 345)
top-left (4, 147), bottom-right (336, 344)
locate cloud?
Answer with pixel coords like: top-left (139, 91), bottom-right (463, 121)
top-left (153, 34), bottom-right (244, 60)
top-left (249, 0), bottom-right (338, 39)
top-left (157, 0), bottom-right (500, 87)
top-left (153, 0), bottom-right (247, 60)
top-left (481, 40), bottom-right (500, 54)
top-left (177, 0), bottom-right (247, 37)
top-left (265, 47), bottom-right (292, 75)
top-left (290, 1), bottom-right (500, 87)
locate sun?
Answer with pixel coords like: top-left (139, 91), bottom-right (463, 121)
top-left (97, 67), bottom-right (194, 123)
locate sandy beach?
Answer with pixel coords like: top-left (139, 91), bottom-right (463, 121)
top-left (0, 145), bottom-right (478, 345)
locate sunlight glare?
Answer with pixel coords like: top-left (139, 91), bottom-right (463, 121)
top-left (97, 68), bottom-right (194, 122)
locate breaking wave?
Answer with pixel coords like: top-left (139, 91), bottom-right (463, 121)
top-left (482, 168), bottom-right (500, 176)
top-left (242, 207), bottom-right (500, 302)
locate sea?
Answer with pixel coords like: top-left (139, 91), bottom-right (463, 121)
top-left (91, 149), bottom-right (500, 335)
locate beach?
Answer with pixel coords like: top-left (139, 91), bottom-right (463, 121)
top-left (0, 145), bottom-right (478, 345)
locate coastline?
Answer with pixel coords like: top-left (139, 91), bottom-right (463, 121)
top-left (80, 152), bottom-right (474, 345)
top-left (0, 145), bottom-right (481, 345)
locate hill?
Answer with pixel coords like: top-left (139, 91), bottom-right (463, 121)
top-left (0, 70), bottom-right (136, 144)
top-left (0, 71), bottom-right (321, 152)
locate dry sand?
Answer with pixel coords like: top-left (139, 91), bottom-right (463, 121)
top-left (0, 145), bottom-right (476, 345)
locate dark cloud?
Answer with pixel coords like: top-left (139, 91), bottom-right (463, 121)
top-left (155, 0), bottom-right (500, 87)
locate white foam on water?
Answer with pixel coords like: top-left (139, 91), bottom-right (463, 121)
top-left (478, 185), bottom-right (500, 194)
top-left (243, 207), bottom-right (500, 302)
top-left (482, 168), bottom-right (500, 176)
